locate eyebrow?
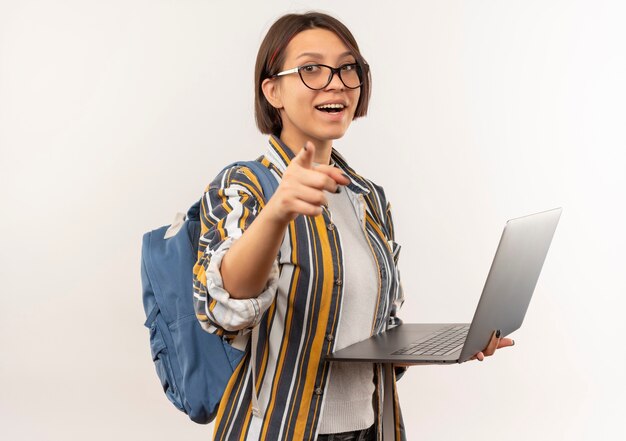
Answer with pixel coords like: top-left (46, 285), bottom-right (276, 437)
top-left (295, 51), bottom-right (354, 60)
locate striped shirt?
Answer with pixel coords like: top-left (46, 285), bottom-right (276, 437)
top-left (193, 135), bottom-right (406, 441)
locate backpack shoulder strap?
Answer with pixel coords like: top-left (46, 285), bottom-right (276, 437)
top-left (238, 160), bottom-right (279, 202)
top-left (186, 160), bottom-right (278, 221)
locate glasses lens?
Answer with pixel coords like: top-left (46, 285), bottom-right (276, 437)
top-left (299, 65), bottom-right (331, 90)
top-left (299, 64), bottom-right (364, 90)
top-left (339, 64), bottom-right (363, 89)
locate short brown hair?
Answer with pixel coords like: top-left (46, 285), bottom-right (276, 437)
top-left (254, 12), bottom-right (372, 136)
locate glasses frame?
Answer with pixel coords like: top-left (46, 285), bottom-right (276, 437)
top-left (272, 62), bottom-right (366, 90)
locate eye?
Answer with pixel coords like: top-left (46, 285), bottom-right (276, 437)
top-left (300, 64), bottom-right (321, 73)
top-left (340, 63), bottom-right (357, 72)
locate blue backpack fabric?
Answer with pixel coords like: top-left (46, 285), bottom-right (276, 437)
top-left (140, 161), bottom-right (278, 424)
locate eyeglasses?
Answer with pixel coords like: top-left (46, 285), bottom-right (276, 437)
top-left (272, 63), bottom-right (366, 90)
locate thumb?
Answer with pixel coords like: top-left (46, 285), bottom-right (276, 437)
top-left (294, 141), bottom-right (315, 169)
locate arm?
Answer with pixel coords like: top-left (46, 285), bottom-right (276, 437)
top-left (193, 142), bottom-right (349, 335)
top-left (383, 200), bottom-right (409, 377)
top-left (384, 200), bottom-right (405, 329)
top-left (219, 196), bottom-right (290, 299)
top-left (221, 142), bottom-right (349, 299)
top-left (192, 166), bottom-right (281, 336)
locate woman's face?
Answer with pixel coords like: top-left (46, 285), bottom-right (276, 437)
top-left (267, 28), bottom-right (361, 150)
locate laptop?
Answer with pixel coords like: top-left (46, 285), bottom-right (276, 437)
top-left (326, 207), bottom-right (562, 365)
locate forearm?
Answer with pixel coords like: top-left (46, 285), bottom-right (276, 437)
top-left (219, 143), bottom-right (349, 299)
top-left (220, 202), bottom-right (289, 299)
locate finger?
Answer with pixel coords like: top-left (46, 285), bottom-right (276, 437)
top-left (312, 164), bottom-right (351, 186)
top-left (293, 141), bottom-right (315, 169)
top-left (299, 168), bottom-right (341, 193)
top-left (470, 352), bottom-right (485, 361)
top-left (483, 330), bottom-right (501, 357)
top-left (288, 198), bottom-right (324, 217)
top-left (294, 184), bottom-right (329, 208)
top-left (497, 338), bottom-right (515, 349)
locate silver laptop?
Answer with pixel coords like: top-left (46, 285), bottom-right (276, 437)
top-left (326, 207), bottom-right (562, 364)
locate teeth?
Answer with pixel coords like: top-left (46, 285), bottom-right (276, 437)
top-left (316, 103), bottom-right (345, 110)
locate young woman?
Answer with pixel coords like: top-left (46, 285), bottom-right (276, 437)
top-left (193, 12), bottom-right (512, 441)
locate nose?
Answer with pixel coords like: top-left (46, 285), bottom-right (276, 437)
top-left (325, 70), bottom-right (345, 91)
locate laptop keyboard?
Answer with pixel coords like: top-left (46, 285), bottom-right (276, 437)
top-left (392, 325), bottom-right (469, 356)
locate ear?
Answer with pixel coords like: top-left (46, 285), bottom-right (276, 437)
top-left (262, 78), bottom-right (283, 109)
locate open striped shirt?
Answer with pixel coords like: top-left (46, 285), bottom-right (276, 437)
top-left (193, 135), bottom-right (406, 440)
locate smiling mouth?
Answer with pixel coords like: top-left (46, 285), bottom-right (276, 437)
top-left (315, 103), bottom-right (346, 113)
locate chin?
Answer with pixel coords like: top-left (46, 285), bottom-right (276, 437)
top-left (320, 127), bottom-right (349, 141)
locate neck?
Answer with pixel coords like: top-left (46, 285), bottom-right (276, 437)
top-left (279, 132), bottom-right (333, 165)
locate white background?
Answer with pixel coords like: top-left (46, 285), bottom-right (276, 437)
top-left (1, 1), bottom-right (625, 440)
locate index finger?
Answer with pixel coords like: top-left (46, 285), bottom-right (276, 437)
top-left (292, 141), bottom-right (315, 170)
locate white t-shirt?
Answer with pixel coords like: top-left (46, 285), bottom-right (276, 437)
top-left (318, 186), bottom-right (378, 434)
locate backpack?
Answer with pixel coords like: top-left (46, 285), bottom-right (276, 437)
top-left (140, 161), bottom-right (278, 424)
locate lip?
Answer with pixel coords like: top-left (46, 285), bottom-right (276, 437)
top-left (315, 107), bottom-right (346, 122)
top-left (314, 100), bottom-right (349, 122)
top-left (314, 100), bottom-right (348, 108)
